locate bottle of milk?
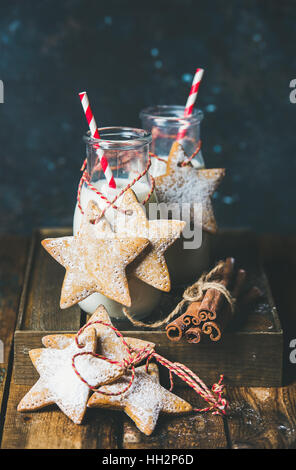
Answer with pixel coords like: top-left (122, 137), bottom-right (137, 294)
top-left (140, 106), bottom-right (210, 285)
top-left (73, 127), bottom-right (161, 319)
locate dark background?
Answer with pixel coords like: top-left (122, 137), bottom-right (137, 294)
top-left (0, 0), bottom-right (295, 234)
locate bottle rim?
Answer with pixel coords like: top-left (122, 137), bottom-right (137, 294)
top-left (83, 127), bottom-right (152, 150)
top-left (139, 105), bottom-right (203, 126)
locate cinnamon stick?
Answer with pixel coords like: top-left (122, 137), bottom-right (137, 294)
top-left (197, 257), bottom-right (235, 321)
top-left (183, 301), bottom-right (203, 326)
top-left (165, 312), bottom-right (193, 342)
top-left (184, 326), bottom-right (202, 344)
top-left (166, 258), bottom-right (261, 345)
top-left (207, 284), bottom-right (263, 342)
top-left (232, 269), bottom-right (246, 298)
top-left (197, 266), bottom-right (247, 343)
top-left (201, 321), bottom-right (222, 342)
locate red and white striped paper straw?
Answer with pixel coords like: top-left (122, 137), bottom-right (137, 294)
top-left (177, 68), bottom-right (204, 141)
top-left (79, 91), bottom-right (116, 189)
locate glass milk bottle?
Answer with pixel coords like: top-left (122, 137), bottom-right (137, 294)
top-left (73, 127), bottom-right (161, 319)
top-left (140, 106), bottom-right (210, 285)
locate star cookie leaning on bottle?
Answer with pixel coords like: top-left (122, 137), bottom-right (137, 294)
top-left (42, 200), bottom-right (150, 308)
top-left (155, 141), bottom-right (225, 233)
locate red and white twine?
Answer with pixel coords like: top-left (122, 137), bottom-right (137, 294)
top-left (72, 320), bottom-right (228, 415)
top-left (76, 140), bottom-right (201, 222)
top-left (77, 151), bottom-right (155, 224)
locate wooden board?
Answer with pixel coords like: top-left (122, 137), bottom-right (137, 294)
top-left (225, 383), bottom-right (296, 449)
top-left (122, 389), bottom-right (227, 449)
top-left (0, 236), bottom-right (28, 435)
top-left (13, 228), bottom-right (283, 387)
top-left (17, 229), bottom-right (81, 332)
top-left (0, 232), bottom-right (295, 450)
top-left (1, 372), bottom-right (226, 449)
top-left (1, 373), bottom-right (122, 449)
top-left (14, 329), bottom-right (282, 388)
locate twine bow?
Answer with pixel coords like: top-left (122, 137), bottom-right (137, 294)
top-left (122, 260), bottom-right (236, 329)
top-left (182, 260), bottom-right (235, 312)
top-left (77, 154), bottom-right (155, 223)
top-left (72, 319), bottom-right (227, 416)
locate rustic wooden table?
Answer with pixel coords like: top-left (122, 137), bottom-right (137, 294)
top-left (0, 233), bottom-right (295, 449)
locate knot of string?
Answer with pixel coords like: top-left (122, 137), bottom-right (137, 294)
top-left (121, 259), bottom-right (236, 329)
top-left (77, 153), bottom-right (155, 224)
top-left (76, 140), bottom-right (202, 223)
top-left (71, 319), bottom-right (228, 416)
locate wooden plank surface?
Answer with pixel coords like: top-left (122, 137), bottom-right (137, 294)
top-left (122, 389), bottom-right (227, 449)
top-left (225, 384), bottom-right (296, 449)
top-left (13, 228), bottom-right (283, 387)
top-left (0, 236), bottom-right (28, 435)
top-left (20, 230), bottom-right (81, 332)
top-left (258, 234), bottom-right (296, 385)
top-left (1, 232), bottom-right (296, 449)
top-left (1, 374), bottom-right (122, 449)
top-left (13, 329), bottom-right (283, 387)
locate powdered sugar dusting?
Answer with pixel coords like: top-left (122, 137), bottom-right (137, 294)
top-left (89, 365), bottom-right (192, 434)
top-left (42, 201), bottom-right (149, 308)
top-left (155, 142), bottom-right (225, 233)
top-left (113, 190), bottom-right (185, 291)
top-left (22, 331), bottom-right (121, 424)
top-left (86, 308), bottom-right (136, 362)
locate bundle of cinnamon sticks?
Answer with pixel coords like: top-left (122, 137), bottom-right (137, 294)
top-left (165, 257), bottom-right (263, 344)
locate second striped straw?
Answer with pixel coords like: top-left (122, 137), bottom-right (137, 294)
top-left (176, 68), bottom-right (204, 142)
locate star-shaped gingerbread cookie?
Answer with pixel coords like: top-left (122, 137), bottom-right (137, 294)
top-left (17, 328), bottom-right (124, 424)
top-left (42, 201), bottom-right (150, 308)
top-left (155, 142), bottom-right (225, 233)
top-left (87, 363), bottom-right (192, 435)
top-left (115, 189), bottom-right (185, 292)
top-left (42, 305), bottom-right (155, 363)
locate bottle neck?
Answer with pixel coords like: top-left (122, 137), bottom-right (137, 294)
top-left (84, 127), bottom-right (152, 186)
top-left (140, 106), bottom-right (203, 162)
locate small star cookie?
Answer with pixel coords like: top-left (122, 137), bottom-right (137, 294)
top-left (88, 363), bottom-right (192, 435)
top-left (42, 201), bottom-right (150, 308)
top-left (115, 189), bottom-right (186, 292)
top-left (42, 305), bottom-right (155, 363)
top-left (17, 328), bottom-right (123, 424)
top-left (155, 141), bottom-right (225, 233)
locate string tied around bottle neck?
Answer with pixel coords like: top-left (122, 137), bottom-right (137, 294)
top-left (76, 140), bottom-right (202, 224)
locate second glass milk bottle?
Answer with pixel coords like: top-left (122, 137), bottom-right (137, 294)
top-left (140, 106), bottom-right (210, 285)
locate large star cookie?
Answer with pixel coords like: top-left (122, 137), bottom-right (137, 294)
top-left (42, 305), bottom-right (155, 363)
top-left (88, 363), bottom-right (192, 435)
top-left (115, 190), bottom-right (185, 292)
top-left (155, 142), bottom-right (225, 233)
top-left (17, 328), bottom-right (123, 424)
top-left (42, 201), bottom-right (149, 308)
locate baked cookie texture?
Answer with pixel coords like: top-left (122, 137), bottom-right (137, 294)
top-left (88, 363), bottom-right (192, 436)
top-left (18, 306), bottom-right (192, 433)
top-left (42, 200), bottom-right (149, 308)
top-left (117, 189), bottom-right (186, 292)
top-left (17, 328), bottom-right (123, 424)
top-left (42, 305), bottom-right (155, 362)
top-left (155, 141), bottom-right (225, 233)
